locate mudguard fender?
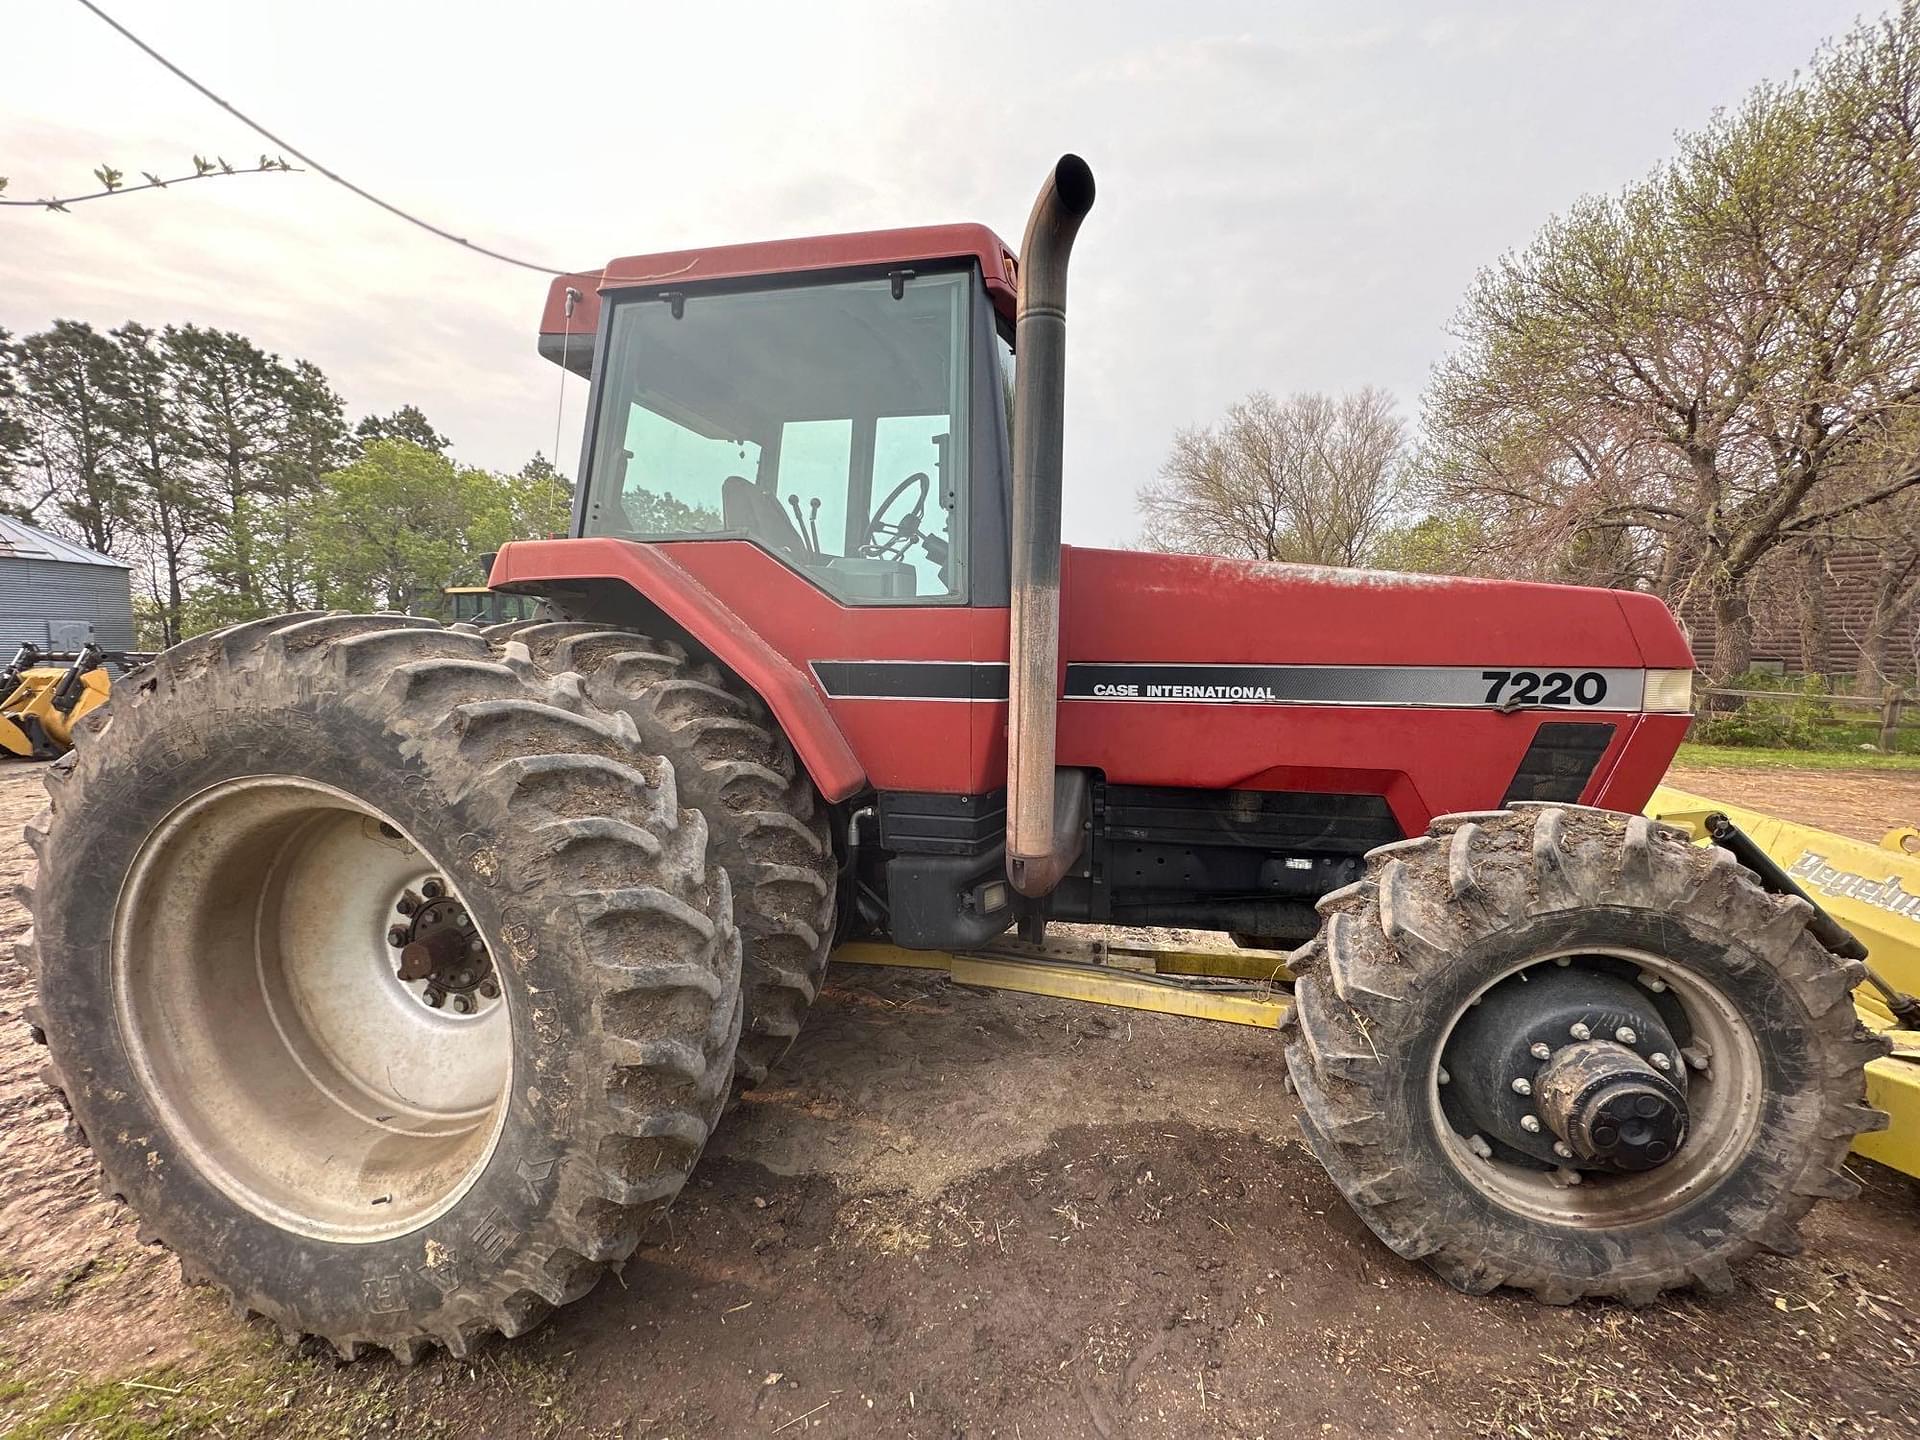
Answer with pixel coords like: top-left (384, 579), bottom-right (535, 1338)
top-left (490, 538), bottom-right (867, 802)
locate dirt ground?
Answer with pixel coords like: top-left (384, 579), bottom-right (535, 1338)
top-left (4, 760), bottom-right (1920, 1440)
top-left (1665, 764), bottom-right (1920, 845)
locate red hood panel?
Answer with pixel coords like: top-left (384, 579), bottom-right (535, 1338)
top-left (1061, 547), bottom-right (1690, 669)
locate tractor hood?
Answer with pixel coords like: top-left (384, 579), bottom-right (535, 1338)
top-left (1048, 545), bottom-right (1696, 833)
top-left (1058, 547), bottom-right (1694, 678)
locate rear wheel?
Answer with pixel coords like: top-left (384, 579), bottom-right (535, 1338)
top-left (487, 621), bottom-right (836, 1087)
top-left (21, 614), bottom-right (741, 1358)
top-left (1283, 804), bottom-right (1890, 1302)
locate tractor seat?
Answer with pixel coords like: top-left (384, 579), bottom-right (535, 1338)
top-left (721, 474), bottom-right (808, 558)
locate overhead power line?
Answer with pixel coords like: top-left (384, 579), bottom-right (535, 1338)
top-left (71, 0), bottom-right (571, 276)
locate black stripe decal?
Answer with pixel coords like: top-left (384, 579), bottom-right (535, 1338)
top-left (810, 660), bottom-right (1646, 711)
top-left (812, 660), bottom-right (1009, 701)
top-left (1064, 663), bottom-right (1642, 711)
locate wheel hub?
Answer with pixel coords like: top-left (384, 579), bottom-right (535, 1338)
top-left (1441, 963), bottom-right (1689, 1172)
top-left (386, 877), bottom-right (498, 1016)
top-left (1536, 1040), bottom-right (1689, 1170)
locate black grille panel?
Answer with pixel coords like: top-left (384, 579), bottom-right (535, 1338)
top-left (1102, 786), bottom-right (1401, 853)
top-left (1502, 722), bottom-right (1616, 804)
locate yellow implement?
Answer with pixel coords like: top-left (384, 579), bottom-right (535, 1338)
top-left (0, 643), bottom-right (111, 760)
top-left (1648, 785), bottom-right (1920, 1178)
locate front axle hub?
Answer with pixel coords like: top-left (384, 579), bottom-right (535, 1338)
top-left (1441, 960), bottom-right (1688, 1170)
top-left (1536, 1040), bottom-right (1689, 1170)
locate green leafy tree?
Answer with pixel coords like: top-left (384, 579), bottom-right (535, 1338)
top-left (0, 329), bottom-right (27, 502)
top-left (355, 404), bottom-right (450, 456)
top-left (1368, 513), bottom-right (1490, 577)
top-left (302, 440), bottom-right (544, 612)
top-left (495, 453), bottom-right (574, 543)
top-left (1424, 3), bottom-right (1920, 678)
top-left (166, 326), bottom-right (346, 613)
top-left (8, 320), bottom-right (133, 553)
top-left (108, 323), bottom-right (207, 646)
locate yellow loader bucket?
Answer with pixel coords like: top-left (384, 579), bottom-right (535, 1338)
top-left (1647, 785), bottom-right (1920, 1178)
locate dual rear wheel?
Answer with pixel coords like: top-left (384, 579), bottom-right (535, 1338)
top-left (20, 614), bottom-right (827, 1359)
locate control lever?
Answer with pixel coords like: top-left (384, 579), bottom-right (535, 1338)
top-left (786, 494), bottom-right (817, 556)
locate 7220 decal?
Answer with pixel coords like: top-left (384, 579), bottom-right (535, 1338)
top-left (1481, 670), bottom-right (1608, 707)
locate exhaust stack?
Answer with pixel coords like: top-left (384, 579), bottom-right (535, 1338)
top-left (1006, 154), bottom-right (1096, 898)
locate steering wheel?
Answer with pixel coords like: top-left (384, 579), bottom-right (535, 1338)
top-left (861, 471), bottom-right (931, 561)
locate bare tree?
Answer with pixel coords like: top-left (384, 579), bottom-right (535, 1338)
top-left (1817, 418), bottom-right (1920, 692)
top-left (1138, 388), bottom-right (1408, 566)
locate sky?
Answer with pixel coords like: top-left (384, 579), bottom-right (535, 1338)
top-left (0, 0), bottom-right (1883, 548)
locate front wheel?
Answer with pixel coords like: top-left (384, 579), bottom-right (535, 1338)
top-left (1283, 804), bottom-right (1890, 1303)
top-left (22, 615), bottom-right (741, 1359)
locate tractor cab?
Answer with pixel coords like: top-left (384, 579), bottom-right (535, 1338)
top-left (542, 227), bottom-right (1020, 609)
top-left (512, 168), bottom-right (1697, 944)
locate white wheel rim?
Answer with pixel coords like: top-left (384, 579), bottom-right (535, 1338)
top-left (113, 777), bottom-right (513, 1243)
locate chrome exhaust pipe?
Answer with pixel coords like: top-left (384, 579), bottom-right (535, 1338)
top-left (1006, 154), bottom-right (1095, 898)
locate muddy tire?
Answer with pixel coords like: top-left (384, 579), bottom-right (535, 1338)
top-left (1282, 803), bottom-right (1890, 1303)
top-left (19, 614), bottom-right (741, 1359)
top-left (485, 621), bottom-right (835, 1087)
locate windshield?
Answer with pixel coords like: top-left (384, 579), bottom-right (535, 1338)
top-left (582, 270), bottom-right (974, 603)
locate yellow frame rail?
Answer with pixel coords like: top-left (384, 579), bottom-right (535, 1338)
top-left (832, 938), bottom-right (1292, 1029)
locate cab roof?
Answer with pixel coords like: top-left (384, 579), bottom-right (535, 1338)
top-left (538, 222), bottom-right (1017, 372)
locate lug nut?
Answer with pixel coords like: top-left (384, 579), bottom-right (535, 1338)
top-left (1650, 1052), bottom-right (1673, 1071)
top-left (480, 979), bottom-right (499, 998)
top-left (1468, 1134), bottom-right (1492, 1159)
top-left (387, 926), bottom-right (408, 947)
top-left (1553, 1141), bottom-right (1574, 1159)
top-left (1520, 1115), bottom-right (1541, 1133)
top-left (1558, 1167), bottom-right (1583, 1186)
top-left (469, 938), bottom-right (484, 954)
top-left (423, 988), bottom-right (444, 1009)
top-left (1615, 1026), bottom-right (1638, 1045)
top-left (1553, 957), bottom-right (1571, 967)
top-left (1682, 1044), bottom-right (1712, 1072)
top-left (1570, 1022), bottom-right (1591, 1040)
top-left (396, 897), bottom-right (417, 916)
top-left (1637, 970), bottom-right (1668, 994)
top-left (1511, 1077), bottom-right (1532, 1096)
top-left (1530, 1042), bottom-right (1552, 1061)
top-left (1437, 1066), bottom-right (1450, 1085)
top-left (422, 879), bottom-right (444, 900)
top-left (453, 994), bottom-right (473, 1014)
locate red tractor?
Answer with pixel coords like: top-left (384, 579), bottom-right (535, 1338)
top-left (22, 158), bottom-right (1886, 1359)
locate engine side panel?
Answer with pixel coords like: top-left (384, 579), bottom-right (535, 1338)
top-left (493, 537), bottom-right (1693, 833)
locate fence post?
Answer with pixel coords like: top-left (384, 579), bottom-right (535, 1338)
top-left (1882, 688), bottom-right (1907, 753)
